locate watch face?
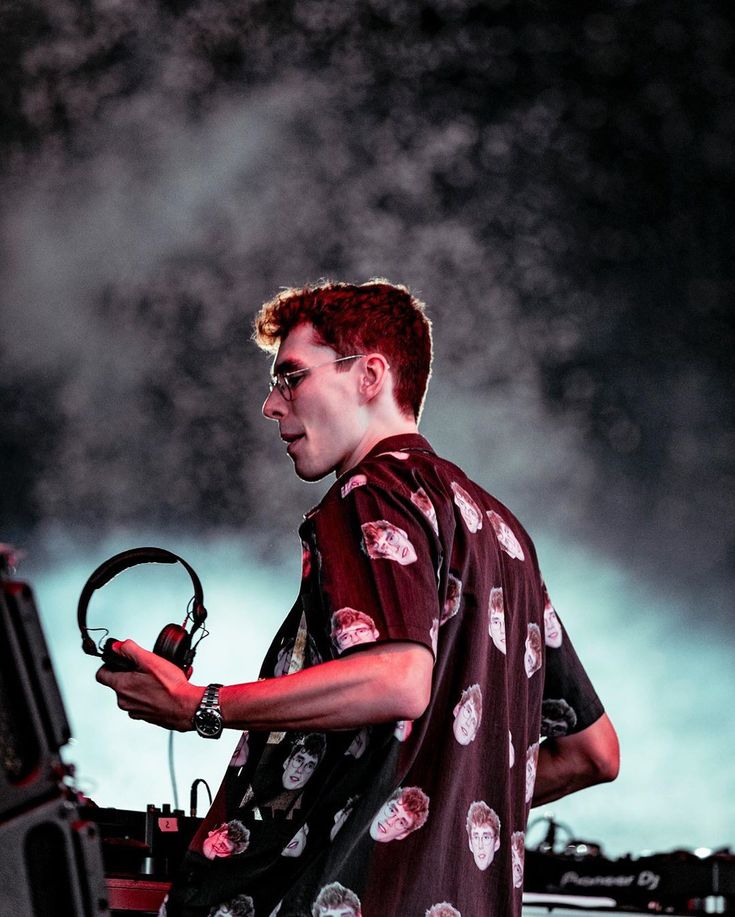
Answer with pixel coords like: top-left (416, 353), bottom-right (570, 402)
top-left (195, 709), bottom-right (223, 738)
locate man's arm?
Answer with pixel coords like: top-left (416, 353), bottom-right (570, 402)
top-left (531, 713), bottom-right (620, 807)
top-left (95, 638), bottom-right (434, 733)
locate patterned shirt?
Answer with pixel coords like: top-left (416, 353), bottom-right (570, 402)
top-left (165, 434), bottom-right (604, 917)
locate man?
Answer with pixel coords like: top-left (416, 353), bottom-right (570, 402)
top-left (201, 821), bottom-right (250, 861)
top-left (510, 831), bottom-right (525, 890)
top-left (96, 280), bottom-right (619, 916)
top-left (452, 684), bottom-right (482, 746)
top-left (368, 785), bottom-right (429, 843)
top-left (488, 586), bottom-right (506, 654)
top-left (330, 608), bottom-right (380, 654)
top-left (524, 623), bottom-right (543, 678)
top-left (311, 882), bottom-right (361, 917)
top-left (281, 734), bottom-right (325, 791)
top-left (425, 905), bottom-right (460, 917)
top-left (208, 895), bottom-right (255, 917)
top-left (465, 802), bottom-right (501, 871)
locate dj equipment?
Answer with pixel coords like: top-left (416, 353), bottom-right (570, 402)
top-left (524, 845), bottom-right (735, 914)
top-left (77, 547), bottom-right (208, 672)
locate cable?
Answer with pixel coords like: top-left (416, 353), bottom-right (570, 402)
top-left (168, 730), bottom-right (179, 811)
top-left (190, 778), bottom-right (213, 817)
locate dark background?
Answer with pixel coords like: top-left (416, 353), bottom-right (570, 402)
top-left (1, 0), bottom-right (733, 858)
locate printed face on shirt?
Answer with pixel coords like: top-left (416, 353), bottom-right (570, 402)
top-left (486, 510), bottom-right (525, 560)
top-left (511, 832), bottom-right (525, 888)
top-left (229, 733), bottom-right (249, 768)
top-left (442, 574), bottom-right (462, 623)
top-left (331, 611), bottom-right (380, 652)
top-left (452, 693), bottom-right (481, 745)
top-left (411, 487), bottom-right (439, 534)
top-left (202, 822), bottom-right (249, 860)
top-left (282, 749), bottom-right (319, 790)
top-left (488, 587), bottom-right (506, 654)
top-left (341, 474), bottom-right (367, 498)
top-left (543, 599), bottom-right (563, 648)
top-left (451, 482), bottom-right (483, 532)
top-left (369, 798), bottom-right (417, 842)
top-left (524, 623), bottom-right (542, 678)
top-left (208, 895), bottom-right (255, 917)
top-left (313, 882), bottom-right (362, 917)
top-left (346, 728), bottom-right (368, 758)
top-left (425, 905), bottom-right (461, 917)
top-left (468, 824), bottom-right (500, 870)
top-left (282, 823), bottom-right (309, 857)
top-left (261, 323), bottom-right (369, 482)
top-left (526, 743), bottom-right (539, 803)
top-left (362, 520), bottom-right (418, 565)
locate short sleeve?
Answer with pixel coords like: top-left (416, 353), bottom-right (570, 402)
top-left (311, 477), bottom-right (443, 659)
top-left (541, 587), bottom-right (604, 736)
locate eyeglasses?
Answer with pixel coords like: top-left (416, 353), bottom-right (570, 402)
top-left (269, 355), bottom-right (366, 401)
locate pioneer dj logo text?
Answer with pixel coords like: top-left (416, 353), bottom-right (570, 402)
top-left (560, 870), bottom-right (661, 891)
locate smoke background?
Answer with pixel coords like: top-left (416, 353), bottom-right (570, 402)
top-left (2, 0), bottom-right (733, 858)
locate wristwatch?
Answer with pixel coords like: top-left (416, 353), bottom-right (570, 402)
top-left (192, 683), bottom-right (224, 739)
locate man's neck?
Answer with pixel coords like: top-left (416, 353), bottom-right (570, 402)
top-left (336, 418), bottom-right (419, 478)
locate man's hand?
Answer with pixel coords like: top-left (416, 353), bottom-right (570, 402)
top-left (95, 639), bottom-right (204, 732)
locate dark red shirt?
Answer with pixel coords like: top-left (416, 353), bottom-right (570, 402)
top-left (166, 434), bottom-right (604, 917)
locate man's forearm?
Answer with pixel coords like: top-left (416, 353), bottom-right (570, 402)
top-left (532, 713), bottom-right (620, 807)
top-left (218, 642), bottom-right (432, 732)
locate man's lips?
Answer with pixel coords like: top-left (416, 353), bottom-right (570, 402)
top-left (281, 432), bottom-right (305, 454)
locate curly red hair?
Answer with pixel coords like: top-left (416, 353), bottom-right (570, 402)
top-left (253, 279), bottom-right (433, 420)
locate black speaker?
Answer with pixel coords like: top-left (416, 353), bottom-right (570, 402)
top-left (0, 562), bottom-right (70, 821)
top-left (0, 795), bottom-right (109, 917)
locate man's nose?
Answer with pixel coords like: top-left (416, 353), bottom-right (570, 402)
top-left (262, 387), bottom-right (287, 419)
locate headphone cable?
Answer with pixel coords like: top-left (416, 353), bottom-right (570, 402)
top-left (168, 730), bottom-right (179, 811)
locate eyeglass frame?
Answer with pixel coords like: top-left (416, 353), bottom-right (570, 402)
top-left (269, 354), bottom-right (367, 401)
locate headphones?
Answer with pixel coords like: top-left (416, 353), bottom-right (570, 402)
top-left (77, 546), bottom-right (208, 672)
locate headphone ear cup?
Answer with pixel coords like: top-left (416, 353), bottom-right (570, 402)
top-left (153, 623), bottom-right (192, 671)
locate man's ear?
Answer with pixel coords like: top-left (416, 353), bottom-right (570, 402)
top-left (359, 354), bottom-right (390, 402)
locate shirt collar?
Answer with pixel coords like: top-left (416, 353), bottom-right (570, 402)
top-left (362, 432), bottom-right (436, 461)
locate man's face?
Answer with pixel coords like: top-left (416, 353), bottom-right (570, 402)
top-left (262, 323), bottom-right (366, 481)
top-left (369, 797), bottom-right (415, 842)
top-left (318, 907), bottom-right (358, 917)
top-left (489, 608), bottom-right (506, 653)
top-left (469, 824), bottom-right (500, 870)
top-left (453, 698), bottom-right (479, 745)
top-left (282, 749), bottom-right (319, 789)
top-left (335, 621), bottom-right (379, 651)
top-left (524, 632), bottom-right (541, 677)
top-left (511, 840), bottom-right (524, 887)
top-left (203, 825), bottom-right (235, 859)
top-left (452, 484), bottom-right (482, 532)
top-left (544, 603), bottom-right (562, 647)
top-left (526, 745), bottom-right (539, 802)
top-left (366, 524), bottom-right (417, 565)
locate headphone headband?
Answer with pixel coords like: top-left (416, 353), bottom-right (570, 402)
top-left (78, 546), bottom-right (207, 660)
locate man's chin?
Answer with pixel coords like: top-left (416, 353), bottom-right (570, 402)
top-left (291, 457), bottom-right (334, 483)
